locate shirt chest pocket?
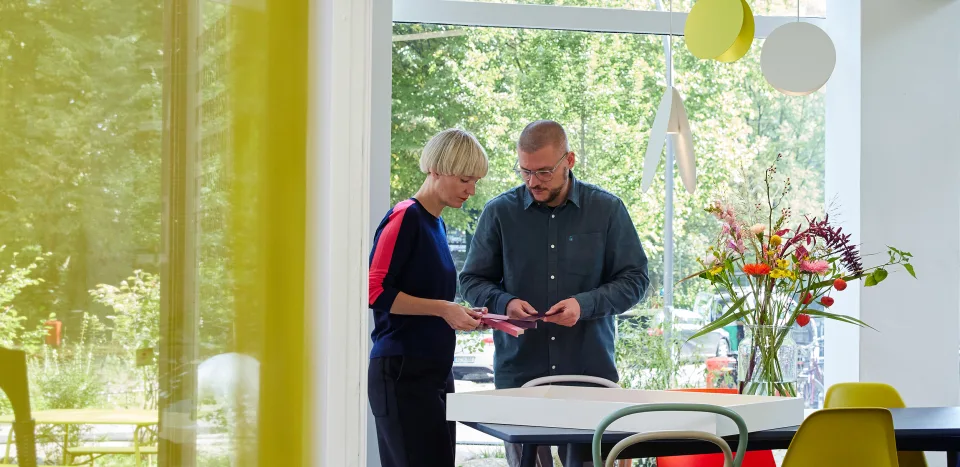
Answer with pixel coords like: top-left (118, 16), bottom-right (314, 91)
top-left (560, 232), bottom-right (604, 276)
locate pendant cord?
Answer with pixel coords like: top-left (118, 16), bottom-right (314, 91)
top-left (667, 0), bottom-right (673, 84)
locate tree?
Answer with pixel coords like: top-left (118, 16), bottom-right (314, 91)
top-left (389, 23), bottom-right (825, 312)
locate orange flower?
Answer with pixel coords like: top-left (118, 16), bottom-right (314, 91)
top-left (742, 263), bottom-right (771, 276)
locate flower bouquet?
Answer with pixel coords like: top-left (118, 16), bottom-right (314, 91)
top-left (681, 155), bottom-right (916, 397)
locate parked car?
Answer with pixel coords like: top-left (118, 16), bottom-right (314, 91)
top-left (661, 308), bottom-right (733, 358)
top-left (452, 332), bottom-right (495, 383)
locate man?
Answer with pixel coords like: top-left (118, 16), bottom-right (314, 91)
top-left (459, 120), bottom-right (649, 466)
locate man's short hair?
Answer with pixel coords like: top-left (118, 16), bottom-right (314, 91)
top-left (517, 120), bottom-right (570, 154)
top-left (419, 128), bottom-right (489, 178)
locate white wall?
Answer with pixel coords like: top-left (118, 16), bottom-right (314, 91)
top-left (858, 0), bottom-right (960, 408)
top-left (824, 0), bottom-right (861, 392)
top-left (827, 2), bottom-right (960, 465)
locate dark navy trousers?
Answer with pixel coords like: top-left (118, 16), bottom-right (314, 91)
top-left (368, 356), bottom-right (456, 467)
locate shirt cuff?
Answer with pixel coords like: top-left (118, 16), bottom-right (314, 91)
top-left (495, 292), bottom-right (518, 316)
top-left (573, 291), bottom-right (596, 319)
top-left (371, 288), bottom-right (401, 313)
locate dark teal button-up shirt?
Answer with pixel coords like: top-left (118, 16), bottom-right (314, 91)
top-left (459, 174), bottom-right (649, 389)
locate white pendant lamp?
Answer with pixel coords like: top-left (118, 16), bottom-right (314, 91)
top-left (641, 86), bottom-right (696, 194)
top-left (760, 4), bottom-right (836, 96)
top-left (643, 0), bottom-right (696, 194)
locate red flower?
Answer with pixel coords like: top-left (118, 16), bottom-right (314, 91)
top-left (801, 292), bottom-right (813, 305)
top-left (834, 278), bottom-right (847, 291)
top-left (742, 263), bottom-right (771, 276)
top-left (820, 296), bottom-right (835, 307)
top-left (796, 314), bottom-right (811, 327)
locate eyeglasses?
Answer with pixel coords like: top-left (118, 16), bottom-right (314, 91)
top-left (513, 152), bottom-right (569, 183)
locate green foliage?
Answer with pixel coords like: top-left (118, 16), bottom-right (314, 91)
top-left (0, 245), bottom-right (51, 352)
top-left (391, 24), bottom-right (825, 313)
top-left (31, 312), bottom-right (107, 411)
top-left (90, 270), bottom-right (160, 358)
top-left (90, 270), bottom-right (160, 409)
top-left (615, 310), bottom-right (701, 390)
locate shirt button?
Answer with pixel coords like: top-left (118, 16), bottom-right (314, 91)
top-left (551, 244), bottom-right (555, 249)
top-left (551, 215), bottom-right (555, 218)
top-left (550, 275), bottom-right (555, 280)
top-left (552, 365), bottom-right (556, 370)
top-left (551, 337), bottom-right (556, 341)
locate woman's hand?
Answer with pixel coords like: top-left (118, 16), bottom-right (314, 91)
top-left (440, 303), bottom-right (485, 331)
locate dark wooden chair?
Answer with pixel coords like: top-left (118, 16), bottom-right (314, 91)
top-left (0, 347), bottom-right (37, 467)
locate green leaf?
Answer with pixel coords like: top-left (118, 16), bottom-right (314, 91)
top-left (872, 268), bottom-right (888, 284)
top-left (688, 295), bottom-right (750, 341)
top-left (904, 263), bottom-right (916, 279)
top-left (864, 275), bottom-right (877, 287)
top-left (802, 309), bottom-right (877, 332)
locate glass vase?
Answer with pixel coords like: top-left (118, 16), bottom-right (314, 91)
top-left (737, 325), bottom-right (798, 397)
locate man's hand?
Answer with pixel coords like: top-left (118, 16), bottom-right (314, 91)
top-left (440, 302), bottom-right (484, 331)
top-left (505, 299), bottom-right (538, 320)
top-left (544, 298), bottom-right (581, 327)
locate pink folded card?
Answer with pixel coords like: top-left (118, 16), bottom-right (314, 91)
top-left (479, 313), bottom-right (542, 337)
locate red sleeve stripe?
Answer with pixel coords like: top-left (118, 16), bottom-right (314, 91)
top-left (369, 199), bottom-right (416, 305)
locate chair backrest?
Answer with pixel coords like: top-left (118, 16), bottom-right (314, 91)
top-left (781, 408), bottom-right (899, 467)
top-left (659, 388), bottom-right (776, 467)
top-left (0, 347), bottom-right (37, 467)
top-left (522, 375), bottom-right (621, 389)
top-left (591, 403), bottom-right (749, 467)
top-left (825, 382), bottom-right (906, 408)
top-left (605, 430), bottom-right (733, 467)
top-left (824, 382), bottom-right (925, 467)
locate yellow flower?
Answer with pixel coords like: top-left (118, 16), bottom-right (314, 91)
top-left (769, 269), bottom-right (797, 281)
top-left (776, 259), bottom-right (790, 269)
top-left (770, 235), bottom-right (782, 247)
top-left (709, 266), bottom-right (723, 275)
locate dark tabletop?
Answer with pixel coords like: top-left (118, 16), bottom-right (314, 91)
top-left (462, 407), bottom-right (960, 458)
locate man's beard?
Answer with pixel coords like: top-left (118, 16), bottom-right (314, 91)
top-left (528, 168), bottom-right (568, 205)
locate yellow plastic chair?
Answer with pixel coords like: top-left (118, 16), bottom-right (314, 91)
top-left (781, 408), bottom-right (899, 467)
top-left (824, 382), bottom-right (926, 467)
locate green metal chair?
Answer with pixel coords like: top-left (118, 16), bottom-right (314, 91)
top-left (592, 403), bottom-right (750, 467)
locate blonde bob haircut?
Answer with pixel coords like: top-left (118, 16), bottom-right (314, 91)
top-left (419, 128), bottom-right (489, 178)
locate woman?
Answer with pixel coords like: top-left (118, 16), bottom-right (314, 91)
top-left (367, 128), bottom-right (489, 467)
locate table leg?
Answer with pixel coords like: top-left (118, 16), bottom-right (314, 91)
top-left (948, 450), bottom-right (959, 467)
top-left (62, 424), bottom-right (69, 465)
top-left (134, 426), bottom-right (142, 467)
top-left (520, 444), bottom-right (539, 467)
top-left (564, 443), bottom-right (585, 467)
top-left (4, 426), bottom-right (13, 463)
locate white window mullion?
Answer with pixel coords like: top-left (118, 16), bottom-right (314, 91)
top-left (393, 0), bottom-right (823, 38)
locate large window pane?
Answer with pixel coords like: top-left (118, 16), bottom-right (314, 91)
top-left (0, 0), bottom-right (167, 463)
top-left (0, 0), bottom-right (302, 464)
top-left (392, 23), bottom-right (827, 465)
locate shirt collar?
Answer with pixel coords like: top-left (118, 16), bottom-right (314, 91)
top-left (522, 171), bottom-right (582, 210)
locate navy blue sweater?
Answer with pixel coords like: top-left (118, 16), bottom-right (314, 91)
top-left (368, 198), bottom-right (457, 363)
